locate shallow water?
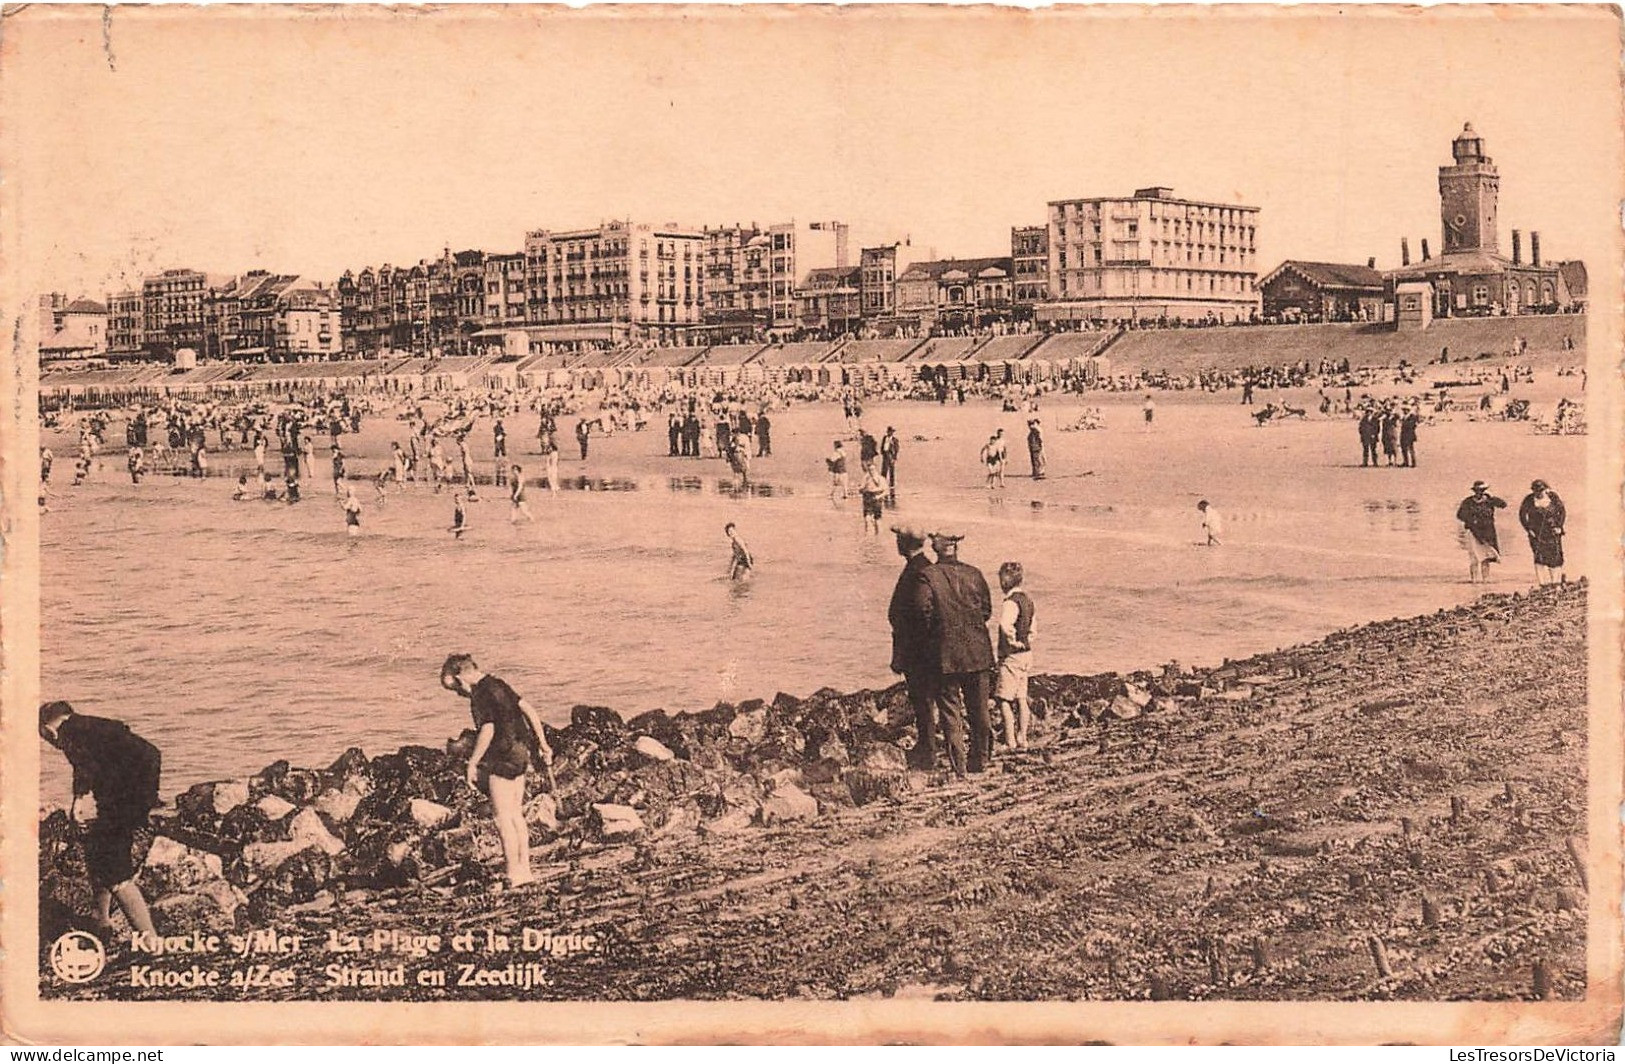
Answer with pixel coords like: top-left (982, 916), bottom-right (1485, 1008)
top-left (39, 395), bottom-right (1586, 798)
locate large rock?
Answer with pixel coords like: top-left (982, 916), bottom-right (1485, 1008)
top-left (844, 767), bottom-right (912, 806)
top-left (140, 836), bottom-right (226, 898)
top-left (409, 798), bottom-right (455, 830)
top-left (727, 705), bottom-right (767, 743)
top-left (632, 736), bottom-right (676, 763)
top-left (288, 808), bottom-right (345, 856)
top-left (588, 803), bottom-right (646, 842)
top-left (211, 780), bottom-right (253, 816)
top-left (312, 785), bottom-right (365, 824)
top-left (255, 795), bottom-right (296, 821)
top-left (524, 794), bottom-right (560, 842)
top-left (149, 880), bottom-right (245, 933)
top-left (239, 839), bottom-right (311, 880)
top-left (758, 781), bottom-right (818, 825)
top-left (570, 705), bottom-right (627, 748)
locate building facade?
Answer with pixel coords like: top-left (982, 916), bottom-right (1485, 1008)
top-left (766, 221), bottom-right (847, 333)
top-left (482, 252), bottom-right (527, 328)
top-left (859, 245), bottom-right (899, 321)
top-left (38, 295), bottom-right (108, 360)
top-left (1010, 226), bottom-right (1050, 311)
top-left (1040, 186), bottom-right (1260, 324)
top-left (276, 288), bottom-right (341, 358)
top-left (793, 266), bottom-right (862, 337)
top-left (143, 269), bottom-right (225, 356)
top-left (1384, 124), bottom-right (1575, 319)
top-left (1258, 260), bottom-right (1386, 322)
top-left (106, 290), bottom-right (145, 355)
top-left (524, 220), bottom-right (706, 344)
top-left (894, 257), bottom-right (1014, 332)
top-left (700, 224), bottom-right (771, 339)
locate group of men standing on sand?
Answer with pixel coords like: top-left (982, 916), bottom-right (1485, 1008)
top-left (887, 523), bottom-right (1036, 778)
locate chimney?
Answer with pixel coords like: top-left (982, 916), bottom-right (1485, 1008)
top-left (1367, 257), bottom-right (1376, 269)
top-left (1511, 230), bottom-right (1523, 265)
top-left (1421, 238), bottom-right (1431, 262)
top-left (1401, 238), bottom-right (1411, 266)
top-left (1530, 232), bottom-right (1541, 267)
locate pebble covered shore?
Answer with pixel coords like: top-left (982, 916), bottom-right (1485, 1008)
top-left (41, 582), bottom-right (1588, 1002)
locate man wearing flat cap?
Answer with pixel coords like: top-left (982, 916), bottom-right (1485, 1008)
top-left (888, 523), bottom-right (940, 769)
top-left (921, 528), bottom-right (997, 775)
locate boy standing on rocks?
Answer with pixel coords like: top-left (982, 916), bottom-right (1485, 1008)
top-left (993, 562), bottom-right (1036, 750)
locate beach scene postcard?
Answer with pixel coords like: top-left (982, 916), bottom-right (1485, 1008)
top-left (0, 3), bottom-right (1620, 1046)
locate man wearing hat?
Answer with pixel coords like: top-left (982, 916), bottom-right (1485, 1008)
top-left (887, 523), bottom-right (940, 769)
top-left (1456, 480), bottom-right (1507, 583)
top-left (1027, 418), bottom-right (1046, 480)
top-left (921, 528), bottom-right (997, 775)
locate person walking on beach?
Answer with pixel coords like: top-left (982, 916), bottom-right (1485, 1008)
top-left (575, 418), bottom-right (591, 461)
top-left (39, 700), bottom-right (161, 939)
top-left (253, 435), bottom-right (267, 478)
top-left (331, 444), bottom-right (348, 498)
top-left (439, 654), bottom-right (552, 890)
top-left (1142, 394), bottom-right (1156, 429)
top-left (980, 431), bottom-right (1007, 490)
top-left (859, 459), bottom-right (886, 535)
top-left (725, 522), bottom-right (754, 580)
top-left (126, 446), bottom-right (145, 485)
top-left (1518, 479), bottom-right (1566, 585)
top-left (921, 528), bottom-right (996, 776)
top-left (755, 410), bottom-right (772, 457)
top-left (391, 441), bottom-right (409, 487)
top-left (541, 430), bottom-right (561, 495)
top-left (888, 523), bottom-right (939, 771)
top-left (451, 492), bottom-right (469, 540)
top-left (509, 464), bottom-right (534, 523)
top-left (992, 562), bottom-right (1036, 751)
top-left (341, 485), bottom-right (362, 536)
top-left (880, 427), bottom-right (900, 494)
top-left (492, 419), bottom-right (507, 486)
top-left (1197, 500), bottom-right (1222, 546)
top-left (1457, 480), bottom-right (1506, 583)
top-left (299, 433), bottom-right (315, 482)
top-left (1027, 419), bottom-right (1046, 480)
top-left (826, 440), bottom-right (849, 502)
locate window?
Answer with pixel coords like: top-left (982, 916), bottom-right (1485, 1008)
top-left (1473, 284), bottom-right (1489, 306)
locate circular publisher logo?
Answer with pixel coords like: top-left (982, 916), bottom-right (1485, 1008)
top-left (49, 930), bottom-right (106, 983)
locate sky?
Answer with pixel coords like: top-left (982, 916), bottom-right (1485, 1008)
top-left (2, 5), bottom-right (1619, 300)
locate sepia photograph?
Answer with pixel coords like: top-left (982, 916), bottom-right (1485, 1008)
top-left (1, 3), bottom-right (1620, 1045)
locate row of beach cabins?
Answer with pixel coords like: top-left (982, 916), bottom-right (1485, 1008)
top-left (39, 332), bottom-right (1122, 404)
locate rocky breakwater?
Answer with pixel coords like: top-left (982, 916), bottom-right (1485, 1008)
top-left (42, 676), bottom-right (1084, 941)
top-left (40, 583), bottom-right (1591, 1003)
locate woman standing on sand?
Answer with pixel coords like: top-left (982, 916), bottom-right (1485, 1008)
top-left (1456, 480), bottom-right (1506, 583)
top-left (1518, 479), bottom-right (1567, 585)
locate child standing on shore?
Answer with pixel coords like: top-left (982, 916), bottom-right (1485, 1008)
top-left (451, 492), bottom-right (468, 539)
top-left (993, 561), bottom-right (1036, 751)
top-left (342, 485), bottom-right (362, 536)
top-left (509, 465), bottom-right (533, 523)
top-left (1198, 500), bottom-right (1222, 546)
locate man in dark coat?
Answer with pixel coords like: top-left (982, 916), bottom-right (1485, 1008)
top-left (920, 529), bottom-right (997, 775)
top-left (39, 701), bottom-right (161, 937)
top-left (888, 523), bottom-right (939, 769)
top-left (1399, 406), bottom-right (1420, 467)
top-left (1358, 407), bottom-right (1380, 467)
top-left (1457, 480), bottom-right (1507, 583)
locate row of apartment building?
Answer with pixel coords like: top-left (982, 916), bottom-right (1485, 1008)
top-left (43, 125), bottom-right (1583, 362)
top-left (48, 186), bottom-right (1259, 361)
